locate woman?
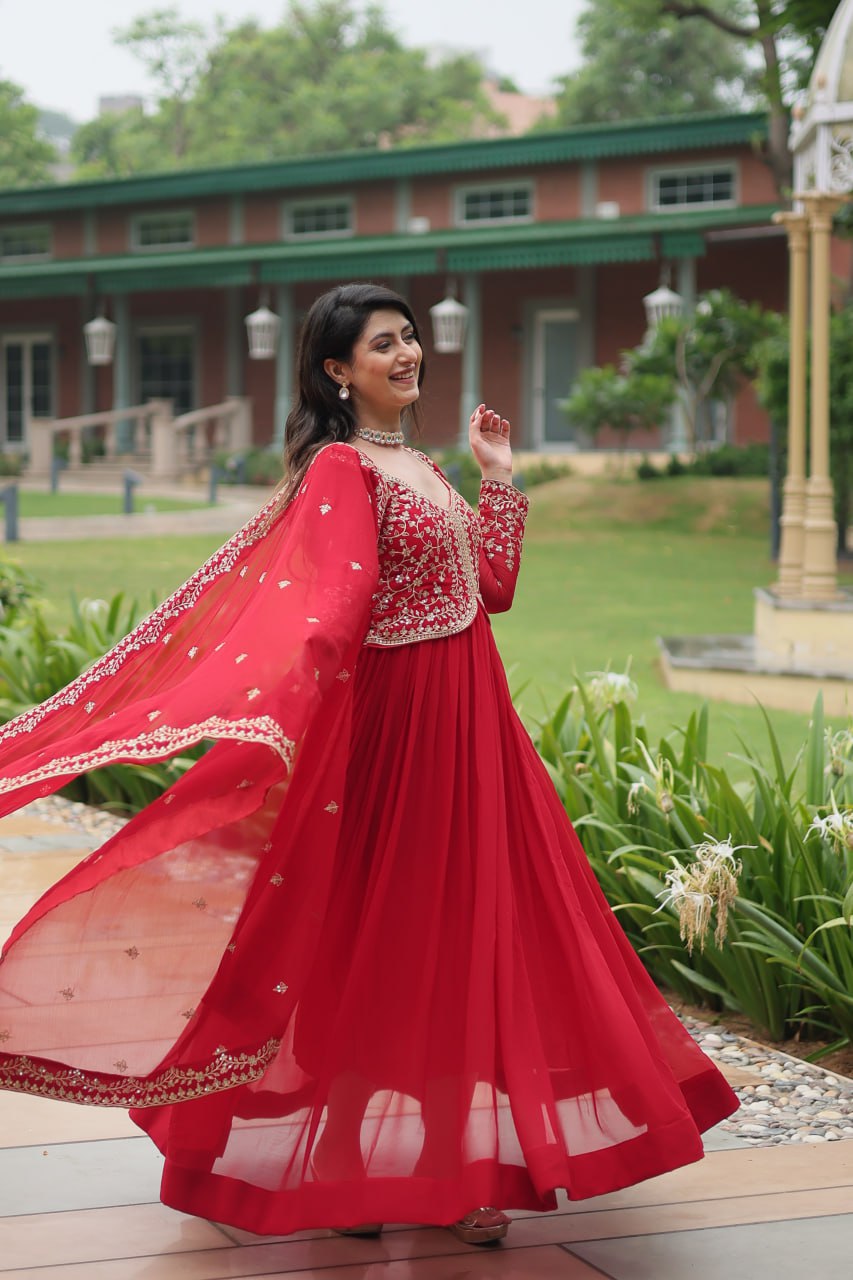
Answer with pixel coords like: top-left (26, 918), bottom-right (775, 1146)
top-left (0, 283), bottom-right (737, 1245)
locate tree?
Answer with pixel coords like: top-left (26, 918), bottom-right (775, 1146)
top-left (631, 288), bottom-right (773, 450)
top-left (562, 364), bottom-right (675, 455)
top-left (647, 0), bottom-right (840, 194)
top-left (551, 0), bottom-right (755, 126)
top-left (0, 80), bottom-right (57, 187)
top-left (71, 1), bottom-right (503, 178)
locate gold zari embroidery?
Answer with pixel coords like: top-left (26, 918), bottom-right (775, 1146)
top-left (0, 717), bottom-right (296, 798)
top-left (0, 1037), bottom-right (280, 1108)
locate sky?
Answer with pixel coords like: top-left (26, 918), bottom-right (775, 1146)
top-left (2, 0), bottom-right (584, 122)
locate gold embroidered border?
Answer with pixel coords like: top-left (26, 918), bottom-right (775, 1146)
top-left (0, 716), bottom-right (296, 795)
top-left (0, 1036), bottom-right (281, 1108)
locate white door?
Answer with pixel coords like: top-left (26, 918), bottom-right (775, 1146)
top-left (532, 309), bottom-right (579, 449)
top-left (1, 334), bottom-right (54, 451)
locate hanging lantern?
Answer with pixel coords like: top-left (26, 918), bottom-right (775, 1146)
top-left (245, 303), bottom-right (281, 360)
top-left (642, 284), bottom-right (683, 330)
top-left (83, 313), bottom-right (117, 366)
top-left (429, 293), bottom-right (469, 353)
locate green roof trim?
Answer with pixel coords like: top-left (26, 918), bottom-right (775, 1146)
top-left (660, 231), bottom-right (708, 258)
top-left (0, 204), bottom-right (781, 297)
top-left (0, 112), bottom-right (769, 215)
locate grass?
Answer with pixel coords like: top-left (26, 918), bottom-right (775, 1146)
top-left (3, 472), bottom-right (850, 769)
top-left (15, 491), bottom-right (207, 517)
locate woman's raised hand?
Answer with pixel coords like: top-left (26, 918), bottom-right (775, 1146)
top-left (469, 404), bottom-right (513, 482)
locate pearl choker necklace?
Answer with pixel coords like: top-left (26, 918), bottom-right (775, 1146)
top-left (355, 427), bottom-right (404, 447)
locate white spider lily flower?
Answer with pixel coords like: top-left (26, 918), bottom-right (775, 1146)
top-left (824, 727), bottom-right (853, 779)
top-left (656, 834), bottom-right (748, 953)
top-left (585, 670), bottom-right (638, 710)
top-left (78, 598), bottom-right (109, 623)
top-left (636, 739), bottom-right (677, 816)
top-left (807, 802), bottom-right (853, 854)
top-left (627, 780), bottom-right (648, 816)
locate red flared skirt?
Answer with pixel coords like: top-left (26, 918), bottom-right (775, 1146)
top-left (1, 603), bottom-right (736, 1234)
top-left (128, 605), bottom-right (736, 1232)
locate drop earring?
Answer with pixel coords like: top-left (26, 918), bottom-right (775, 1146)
top-left (338, 384), bottom-right (350, 401)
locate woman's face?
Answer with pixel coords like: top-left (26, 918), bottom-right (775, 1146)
top-left (327, 308), bottom-right (422, 421)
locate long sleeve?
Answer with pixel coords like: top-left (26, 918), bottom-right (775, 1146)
top-left (477, 478), bottom-right (530, 614)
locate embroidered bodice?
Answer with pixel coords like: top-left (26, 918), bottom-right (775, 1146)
top-left (347, 446), bottom-right (529, 647)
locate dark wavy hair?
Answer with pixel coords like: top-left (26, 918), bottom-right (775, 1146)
top-left (282, 282), bottom-right (425, 497)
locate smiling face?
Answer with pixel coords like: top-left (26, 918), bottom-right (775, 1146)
top-left (324, 307), bottom-right (423, 431)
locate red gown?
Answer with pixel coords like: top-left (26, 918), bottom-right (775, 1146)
top-left (0, 442), bottom-right (736, 1233)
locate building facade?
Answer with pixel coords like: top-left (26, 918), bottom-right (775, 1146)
top-left (0, 112), bottom-right (806, 458)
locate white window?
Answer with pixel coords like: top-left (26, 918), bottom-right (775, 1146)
top-left (284, 199), bottom-right (353, 239)
top-left (0, 224), bottom-right (51, 261)
top-left (455, 183), bottom-right (533, 226)
top-left (650, 165), bottom-right (737, 212)
top-left (131, 210), bottom-right (195, 251)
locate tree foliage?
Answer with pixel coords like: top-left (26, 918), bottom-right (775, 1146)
top-left (552, 0), bottom-right (755, 126)
top-left (562, 364), bottom-right (675, 449)
top-left (0, 79), bottom-right (57, 187)
top-left (631, 288), bottom-right (774, 450)
top-left (71, 1), bottom-right (503, 179)
top-left (656, 0), bottom-right (841, 193)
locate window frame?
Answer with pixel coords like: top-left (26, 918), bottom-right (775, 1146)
top-left (130, 209), bottom-right (196, 253)
top-left (282, 196), bottom-right (354, 241)
top-left (0, 223), bottom-right (52, 263)
top-left (453, 181), bottom-right (535, 228)
top-left (647, 162), bottom-right (739, 213)
top-left (133, 320), bottom-right (199, 416)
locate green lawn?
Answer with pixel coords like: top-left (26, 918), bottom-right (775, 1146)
top-left (16, 491), bottom-right (207, 517)
top-left (4, 473), bottom-right (850, 769)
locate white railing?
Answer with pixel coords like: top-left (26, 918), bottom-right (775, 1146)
top-left (158, 398), bottom-right (252, 477)
top-left (29, 403), bottom-right (158, 474)
top-left (28, 396), bottom-right (253, 479)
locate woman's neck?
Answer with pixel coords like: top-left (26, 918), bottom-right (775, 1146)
top-left (353, 406), bottom-right (404, 434)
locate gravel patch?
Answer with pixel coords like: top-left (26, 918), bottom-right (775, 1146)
top-left (685, 1018), bottom-right (853, 1146)
top-left (22, 794), bottom-right (128, 841)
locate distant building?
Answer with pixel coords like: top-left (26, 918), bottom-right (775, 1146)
top-left (0, 110), bottom-right (836, 458)
top-left (98, 95), bottom-right (145, 116)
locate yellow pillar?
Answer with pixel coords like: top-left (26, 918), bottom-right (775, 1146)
top-left (801, 194), bottom-right (843, 601)
top-left (772, 212), bottom-right (810, 596)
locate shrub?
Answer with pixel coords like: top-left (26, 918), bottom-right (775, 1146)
top-left (530, 679), bottom-right (853, 1052)
top-left (0, 453), bottom-right (24, 477)
top-left (636, 456), bottom-right (663, 480)
top-left (0, 555), bottom-right (41, 624)
top-left (214, 448), bottom-right (283, 487)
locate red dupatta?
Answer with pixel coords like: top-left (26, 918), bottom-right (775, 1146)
top-left (0, 443), bottom-right (382, 1106)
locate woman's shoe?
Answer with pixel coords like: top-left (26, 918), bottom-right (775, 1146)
top-left (448, 1207), bottom-right (510, 1244)
top-left (333, 1224), bottom-right (384, 1236)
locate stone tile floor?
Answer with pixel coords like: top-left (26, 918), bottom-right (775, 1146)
top-left (1, 803), bottom-right (851, 1279)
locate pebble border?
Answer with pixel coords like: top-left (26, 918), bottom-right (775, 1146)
top-left (15, 798), bottom-right (853, 1147)
top-left (685, 1018), bottom-right (853, 1146)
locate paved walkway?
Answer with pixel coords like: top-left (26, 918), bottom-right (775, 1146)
top-left (1, 804), bottom-right (851, 1278)
top-left (16, 483), bottom-right (264, 543)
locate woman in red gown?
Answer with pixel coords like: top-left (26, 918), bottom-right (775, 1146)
top-left (0, 283), bottom-right (737, 1244)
